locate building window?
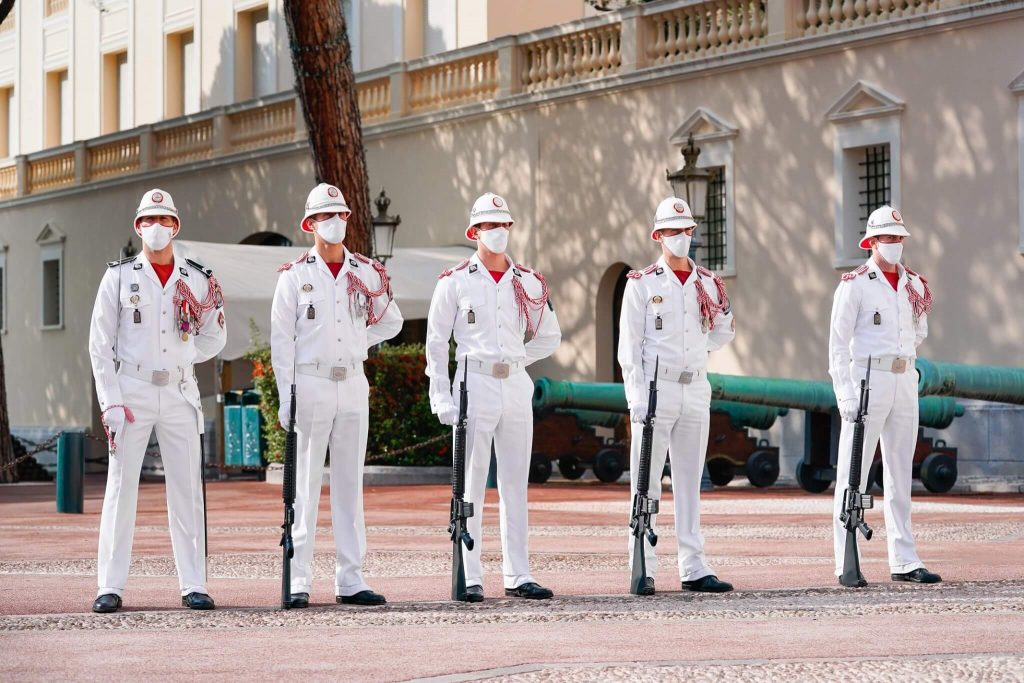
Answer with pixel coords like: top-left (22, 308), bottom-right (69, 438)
top-left (236, 5), bottom-right (275, 101)
top-left (1012, 70), bottom-right (1024, 255)
top-left (701, 167), bottom-right (727, 271)
top-left (37, 225), bottom-right (64, 330)
top-left (0, 86), bottom-right (12, 158)
top-left (102, 51), bottom-right (131, 134)
top-left (826, 81), bottom-right (904, 267)
top-left (41, 246), bottom-right (62, 329)
top-left (857, 144), bottom-right (891, 225)
top-left (424, 0), bottom-right (457, 56)
top-left (166, 31), bottom-right (198, 118)
top-left (342, 0), bottom-right (361, 71)
top-left (45, 69), bottom-right (70, 147)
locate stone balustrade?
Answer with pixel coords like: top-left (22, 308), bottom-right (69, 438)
top-left (0, 0), bottom-right (985, 201)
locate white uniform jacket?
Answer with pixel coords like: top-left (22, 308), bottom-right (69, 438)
top-left (271, 246), bottom-right (403, 396)
top-left (828, 258), bottom-right (931, 403)
top-left (425, 253), bottom-right (561, 412)
top-left (89, 249), bottom-right (227, 414)
top-left (617, 257), bottom-right (734, 408)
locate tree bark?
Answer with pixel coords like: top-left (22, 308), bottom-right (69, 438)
top-left (0, 4), bottom-right (14, 482)
top-left (0, 0), bottom-right (15, 26)
top-left (282, 0), bottom-right (372, 256)
top-left (0, 336), bottom-right (16, 484)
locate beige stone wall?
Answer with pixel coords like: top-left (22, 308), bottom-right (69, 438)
top-left (1, 14), bottom-right (1023, 430)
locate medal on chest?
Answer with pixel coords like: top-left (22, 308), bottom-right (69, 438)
top-left (177, 299), bottom-right (196, 341)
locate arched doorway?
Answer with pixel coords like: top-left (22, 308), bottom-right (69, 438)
top-left (240, 231), bottom-right (292, 247)
top-left (595, 263), bottom-right (631, 383)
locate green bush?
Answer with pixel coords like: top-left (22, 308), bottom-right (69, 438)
top-left (244, 324), bottom-right (449, 466)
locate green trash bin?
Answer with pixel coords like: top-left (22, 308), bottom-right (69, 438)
top-left (57, 431), bottom-right (85, 514)
top-left (224, 392), bottom-right (244, 467)
top-left (240, 390), bottom-right (262, 467)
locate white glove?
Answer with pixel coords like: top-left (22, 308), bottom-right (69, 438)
top-left (278, 404), bottom-right (291, 430)
top-left (838, 398), bottom-right (859, 422)
top-left (630, 403), bottom-right (648, 424)
top-left (436, 403), bottom-right (460, 427)
top-left (103, 406), bottom-right (129, 455)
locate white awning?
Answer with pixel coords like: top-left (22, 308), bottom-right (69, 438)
top-left (174, 240), bottom-right (473, 360)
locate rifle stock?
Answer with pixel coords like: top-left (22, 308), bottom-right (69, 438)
top-left (450, 364), bottom-right (474, 600)
top-left (280, 382), bottom-right (297, 609)
top-left (629, 357), bottom-right (660, 595)
top-left (839, 358), bottom-right (874, 588)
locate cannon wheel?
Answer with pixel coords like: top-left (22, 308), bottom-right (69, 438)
top-left (795, 462), bottom-right (830, 494)
top-left (868, 460), bottom-right (884, 493)
top-left (745, 450), bottom-right (779, 488)
top-left (557, 454), bottom-right (586, 480)
top-left (593, 448), bottom-right (625, 483)
top-left (528, 453), bottom-right (552, 484)
top-left (706, 457), bottom-right (734, 487)
top-left (920, 452), bottom-right (957, 493)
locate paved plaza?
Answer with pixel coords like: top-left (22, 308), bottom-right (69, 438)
top-left (0, 478), bottom-right (1021, 681)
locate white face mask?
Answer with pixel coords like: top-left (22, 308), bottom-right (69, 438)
top-left (876, 242), bottom-right (904, 265)
top-left (314, 215), bottom-right (347, 244)
top-left (477, 227), bottom-right (510, 254)
top-left (661, 232), bottom-right (692, 259)
top-left (137, 224), bottom-right (174, 251)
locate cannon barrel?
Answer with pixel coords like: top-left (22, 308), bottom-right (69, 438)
top-left (532, 379), bottom-right (787, 431)
top-left (707, 373), bottom-right (964, 429)
top-left (916, 358), bottom-right (1024, 405)
top-left (555, 408), bottom-right (624, 430)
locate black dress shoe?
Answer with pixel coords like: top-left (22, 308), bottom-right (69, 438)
top-left (637, 577), bottom-right (655, 596)
top-left (682, 575), bottom-right (733, 593)
top-left (92, 594), bottom-right (122, 613)
top-left (892, 568), bottom-right (942, 584)
top-left (337, 590), bottom-right (387, 606)
top-left (462, 585), bottom-right (484, 603)
top-left (181, 592), bottom-right (216, 610)
top-left (288, 592), bottom-right (310, 608)
top-left (504, 582), bottom-right (553, 599)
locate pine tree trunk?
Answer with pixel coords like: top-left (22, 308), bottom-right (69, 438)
top-left (283, 0), bottom-right (372, 256)
top-left (0, 336), bottom-right (16, 484)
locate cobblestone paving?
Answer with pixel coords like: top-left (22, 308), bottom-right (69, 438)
top-left (0, 550), bottom-right (837, 580)
top-left (1, 581), bottom-right (1021, 633)
top-left (476, 654), bottom-right (1024, 682)
top-left (2, 521), bottom-right (1018, 542)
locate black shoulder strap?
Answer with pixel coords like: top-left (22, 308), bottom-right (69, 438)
top-left (185, 257), bottom-right (213, 278)
top-left (107, 255), bottom-right (138, 268)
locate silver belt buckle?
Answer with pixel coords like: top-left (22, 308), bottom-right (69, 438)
top-left (892, 358), bottom-right (907, 374)
top-left (679, 371), bottom-right (694, 384)
top-left (330, 366), bottom-right (348, 381)
top-left (151, 370), bottom-right (170, 386)
top-left (492, 363), bottom-right (510, 379)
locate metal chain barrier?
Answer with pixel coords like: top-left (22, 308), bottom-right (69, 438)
top-left (2, 430), bottom-right (451, 475)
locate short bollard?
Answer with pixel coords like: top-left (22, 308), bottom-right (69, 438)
top-left (56, 431), bottom-right (85, 514)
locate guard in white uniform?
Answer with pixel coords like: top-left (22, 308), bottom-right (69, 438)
top-left (829, 205), bottom-right (940, 586)
top-left (425, 192), bottom-right (561, 601)
top-left (618, 197), bottom-right (735, 595)
top-left (89, 189), bottom-right (226, 613)
top-left (271, 183), bottom-right (403, 608)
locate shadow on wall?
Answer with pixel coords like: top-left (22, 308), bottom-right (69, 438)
top-left (362, 26), bottom-right (1021, 384)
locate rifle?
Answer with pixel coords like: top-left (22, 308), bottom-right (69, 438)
top-left (280, 378), bottom-right (297, 608)
top-left (839, 357), bottom-right (874, 588)
top-left (449, 364), bottom-right (475, 601)
top-left (629, 357), bottom-right (660, 595)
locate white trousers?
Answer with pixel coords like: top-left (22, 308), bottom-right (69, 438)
top-left (627, 377), bottom-right (714, 583)
top-left (833, 365), bottom-right (924, 576)
top-left (289, 372), bottom-right (372, 596)
top-left (456, 367), bottom-right (535, 590)
top-left (97, 375), bottom-right (207, 598)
